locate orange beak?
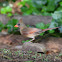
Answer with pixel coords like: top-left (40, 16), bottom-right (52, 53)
top-left (14, 25), bottom-right (19, 27)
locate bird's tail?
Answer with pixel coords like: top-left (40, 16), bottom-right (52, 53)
top-left (42, 27), bottom-right (60, 32)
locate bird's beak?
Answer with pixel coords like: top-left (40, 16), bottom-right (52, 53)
top-left (14, 25), bottom-right (19, 27)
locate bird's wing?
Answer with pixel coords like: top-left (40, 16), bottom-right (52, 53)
top-left (21, 27), bottom-right (59, 35)
top-left (22, 28), bottom-right (42, 35)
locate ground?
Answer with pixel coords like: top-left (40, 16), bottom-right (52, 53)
top-left (0, 34), bottom-right (62, 62)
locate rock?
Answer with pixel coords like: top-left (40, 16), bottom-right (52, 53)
top-left (14, 45), bottom-right (22, 49)
top-left (22, 15), bottom-right (52, 26)
top-left (0, 14), bottom-right (52, 26)
top-left (0, 14), bottom-right (10, 24)
top-left (22, 42), bottom-right (46, 52)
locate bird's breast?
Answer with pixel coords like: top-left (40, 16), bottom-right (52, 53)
top-left (25, 34), bottom-right (36, 38)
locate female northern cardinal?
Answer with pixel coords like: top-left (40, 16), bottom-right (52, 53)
top-left (14, 19), bottom-right (60, 42)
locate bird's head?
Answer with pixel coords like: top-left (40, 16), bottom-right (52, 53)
top-left (14, 18), bottom-right (22, 28)
top-left (14, 18), bottom-right (27, 30)
top-left (14, 24), bottom-right (20, 28)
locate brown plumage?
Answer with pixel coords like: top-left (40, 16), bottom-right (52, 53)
top-left (14, 19), bottom-right (60, 42)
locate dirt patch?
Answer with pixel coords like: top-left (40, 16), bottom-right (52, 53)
top-left (0, 34), bottom-right (62, 50)
top-left (0, 34), bottom-right (62, 62)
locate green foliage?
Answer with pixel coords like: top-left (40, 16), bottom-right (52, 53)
top-left (1, 6), bottom-right (12, 13)
top-left (0, 0), bottom-right (62, 16)
top-left (7, 13), bottom-right (13, 17)
top-left (36, 23), bottom-right (45, 29)
top-left (35, 22), bottom-right (54, 36)
top-left (36, 23), bottom-right (50, 29)
top-left (40, 32), bottom-right (44, 36)
top-left (0, 19), bottom-right (18, 33)
top-left (0, 6), bottom-right (12, 16)
top-left (21, 0), bottom-right (39, 15)
top-left (35, 23), bottom-right (45, 36)
top-left (21, 0), bottom-right (62, 15)
top-left (0, 22), bottom-right (4, 32)
top-left (5, 19), bottom-right (18, 33)
top-left (25, 61), bottom-right (33, 62)
top-left (18, 0), bottom-right (28, 6)
top-left (27, 51), bottom-right (32, 53)
top-left (59, 53), bottom-right (62, 56)
top-left (49, 30), bottom-right (55, 33)
top-left (50, 11), bottom-right (62, 33)
top-left (22, 40), bottom-right (29, 43)
top-left (2, 49), bottom-right (11, 54)
top-left (14, 50), bottom-right (21, 55)
top-left (59, 2), bottom-right (62, 6)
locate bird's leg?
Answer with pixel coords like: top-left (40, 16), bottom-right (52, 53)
top-left (29, 37), bottom-right (35, 42)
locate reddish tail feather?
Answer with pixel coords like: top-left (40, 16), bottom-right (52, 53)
top-left (42, 27), bottom-right (60, 32)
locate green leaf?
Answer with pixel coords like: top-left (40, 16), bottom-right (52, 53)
top-left (59, 2), bottom-right (62, 6)
top-left (26, 25), bottom-right (30, 27)
top-left (25, 61), bottom-right (33, 62)
top-left (5, 6), bottom-right (12, 12)
top-left (1, 8), bottom-right (6, 14)
top-left (6, 19), bottom-right (18, 32)
top-left (49, 30), bottom-right (55, 33)
top-left (0, 21), bottom-right (4, 31)
top-left (18, 1), bottom-right (26, 6)
top-left (7, 13), bottom-right (12, 17)
top-left (40, 32), bottom-right (44, 36)
top-left (51, 11), bottom-right (62, 33)
top-left (52, 11), bottom-right (62, 20)
top-left (22, 40), bottom-right (29, 43)
top-left (46, 23), bottom-right (50, 28)
top-left (35, 22), bottom-right (45, 29)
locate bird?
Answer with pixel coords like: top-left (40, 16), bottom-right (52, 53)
top-left (14, 19), bottom-right (60, 42)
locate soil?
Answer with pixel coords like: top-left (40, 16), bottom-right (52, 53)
top-left (0, 15), bottom-right (62, 62)
top-left (0, 34), bottom-right (62, 62)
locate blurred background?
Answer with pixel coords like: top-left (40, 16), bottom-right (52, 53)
top-left (0, 0), bottom-right (62, 37)
top-left (0, 0), bottom-right (62, 15)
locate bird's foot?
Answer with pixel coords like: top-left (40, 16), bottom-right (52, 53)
top-left (28, 41), bottom-right (32, 43)
top-left (28, 38), bottom-right (35, 43)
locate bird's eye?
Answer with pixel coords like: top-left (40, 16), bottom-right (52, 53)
top-left (18, 24), bottom-right (20, 26)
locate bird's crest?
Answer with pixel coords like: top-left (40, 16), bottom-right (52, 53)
top-left (18, 18), bottom-right (23, 23)
top-left (20, 18), bottom-right (22, 22)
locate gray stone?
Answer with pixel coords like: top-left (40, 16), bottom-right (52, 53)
top-left (22, 42), bottom-right (46, 52)
top-left (14, 45), bottom-right (22, 49)
top-left (0, 14), bottom-right (52, 26)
